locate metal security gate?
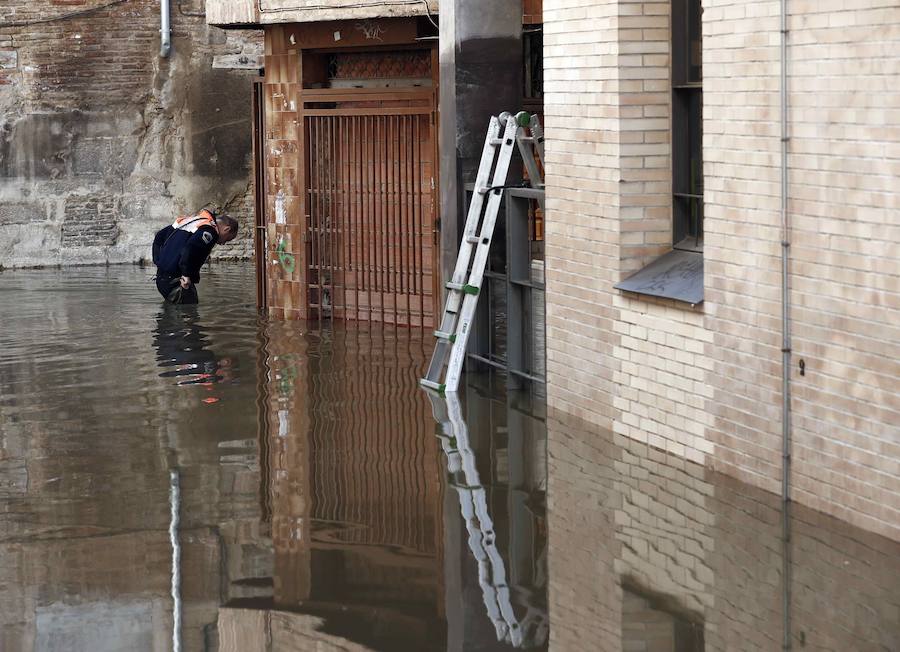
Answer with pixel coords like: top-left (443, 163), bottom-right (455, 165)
top-left (303, 89), bottom-right (437, 328)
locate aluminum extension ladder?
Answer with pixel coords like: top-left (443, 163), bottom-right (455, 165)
top-left (425, 391), bottom-right (549, 648)
top-left (421, 111), bottom-right (545, 394)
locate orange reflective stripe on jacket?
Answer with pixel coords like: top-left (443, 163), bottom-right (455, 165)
top-left (170, 209), bottom-right (218, 234)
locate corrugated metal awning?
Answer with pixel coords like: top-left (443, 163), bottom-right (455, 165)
top-left (614, 249), bottom-right (704, 305)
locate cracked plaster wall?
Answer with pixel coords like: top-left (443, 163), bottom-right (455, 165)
top-left (0, 0), bottom-right (263, 268)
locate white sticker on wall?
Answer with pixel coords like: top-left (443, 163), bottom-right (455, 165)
top-left (275, 189), bottom-right (286, 225)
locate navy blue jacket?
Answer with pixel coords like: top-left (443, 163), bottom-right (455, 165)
top-left (152, 223), bottom-right (219, 283)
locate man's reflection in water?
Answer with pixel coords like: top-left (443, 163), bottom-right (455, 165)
top-left (152, 304), bottom-right (234, 386)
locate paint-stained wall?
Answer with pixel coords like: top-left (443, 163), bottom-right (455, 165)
top-left (0, 0), bottom-right (262, 268)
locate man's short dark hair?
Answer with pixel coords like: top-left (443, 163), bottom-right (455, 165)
top-left (217, 215), bottom-right (239, 232)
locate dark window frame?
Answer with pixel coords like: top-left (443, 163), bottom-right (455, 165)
top-left (672, 0), bottom-right (703, 252)
top-left (524, 26), bottom-right (544, 103)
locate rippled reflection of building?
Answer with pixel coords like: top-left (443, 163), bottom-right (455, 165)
top-left (0, 269), bottom-right (266, 651)
top-left (548, 411), bottom-right (900, 652)
top-left (221, 327), bottom-right (549, 651)
top-left (219, 326), bottom-right (445, 649)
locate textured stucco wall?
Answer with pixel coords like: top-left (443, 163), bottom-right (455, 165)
top-left (0, 0), bottom-right (263, 268)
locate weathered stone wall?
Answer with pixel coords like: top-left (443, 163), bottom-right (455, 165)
top-left (0, 0), bottom-right (263, 268)
top-left (543, 0), bottom-right (900, 543)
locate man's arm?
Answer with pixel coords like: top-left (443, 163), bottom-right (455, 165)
top-left (152, 226), bottom-right (174, 266)
top-left (177, 226), bottom-right (218, 283)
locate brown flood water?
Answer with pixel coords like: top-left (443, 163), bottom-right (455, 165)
top-left (0, 264), bottom-right (898, 652)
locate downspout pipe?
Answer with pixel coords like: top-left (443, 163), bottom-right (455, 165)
top-left (160, 0), bottom-right (171, 58)
top-left (780, 0), bottom-right (792, 649)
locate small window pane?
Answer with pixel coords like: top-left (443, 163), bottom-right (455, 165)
top-left (688, 91), bottom-right (702, 196)
top-left (672, 0), bottom-right (703, 250)
top-left (524, 29), bottom-right (544, 101)
top-left (673, 89), bottom-right (702, 196)
top-left (688, 0), bottom-right (702, 82)
top-left (674, 195), bottom-right (703, 249)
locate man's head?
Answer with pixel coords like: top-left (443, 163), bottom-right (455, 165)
top-left (216, 214), bottom-right (239, 244)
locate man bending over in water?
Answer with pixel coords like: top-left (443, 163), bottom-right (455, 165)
top-left (152, 208), bottom-right (238, 304)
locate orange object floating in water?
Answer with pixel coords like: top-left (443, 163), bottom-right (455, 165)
top-left (202, 397), bottom-right (219, 404)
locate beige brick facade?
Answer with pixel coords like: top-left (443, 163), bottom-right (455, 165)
top-left (544, 0), bottom-right (900, 542)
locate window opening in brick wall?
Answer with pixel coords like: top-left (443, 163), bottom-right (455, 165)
top-left (524, 28), bottom-right (543, 103)
top-left (614, 0), bottom-right (704, 305)
top-left (672, 0), bottom-right (703, 252)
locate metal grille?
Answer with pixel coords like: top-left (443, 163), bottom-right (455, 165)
top-left (305, 113), bottom-right (435, 327)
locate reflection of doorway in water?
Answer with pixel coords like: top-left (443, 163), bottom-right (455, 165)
top-left (152, 305), bottom-right (234, 386)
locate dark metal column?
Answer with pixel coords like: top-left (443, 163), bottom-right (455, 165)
top-left (439, 0), bottom-right (523, 289)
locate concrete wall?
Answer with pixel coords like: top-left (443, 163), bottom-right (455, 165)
top-left (0, 0), bottom-right (262, 268)
top-left (543, 0), bottom-right (900, 542)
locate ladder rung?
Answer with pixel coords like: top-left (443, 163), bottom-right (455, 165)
top-left (445, 282), bottom-right (479, 295)
top-left (465, 235), bottom-right (479, 244)
top-left (489, 138), bottom-right (504, 145)
top-left (419, 379), bottom-right (446, 394)
top-left (434, 330), bottom-right (457, 343)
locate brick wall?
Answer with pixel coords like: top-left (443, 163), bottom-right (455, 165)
top-left (544, 0), bottom-right (900, 547)
top-left (542, 0), bottom-right (620, 424)
top-left (0, 0), bottom-right (263, 267)
top-left (703, 0), bottom-right (900, 538)
top-left (543, 0), bottom-right (712, 462)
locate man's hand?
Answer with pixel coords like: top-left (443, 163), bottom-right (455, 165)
top-left (179, 276), bottom-right (192, 289)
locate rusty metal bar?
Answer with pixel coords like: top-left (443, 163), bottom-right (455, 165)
top-left (401, 115), bottom-right (409, 323)
top-left (303, 108), bottom-right (431, 117)
top-left (341, 115), bottom-right (349, 320)
top-left (326, 115), bottom-right (333, 321)
top-left (307, 117), bottom-right (315, 314)
top-left (330, 114), bottom-right (338, 321)
top-left (390, 114), bottom-right (398, 325)
top-left (416, 114), bottom-right (425, 323)
top-left (409, 115), bottom-right (416, 323)
top-left (375, 115), bottom-right (384, 323)
top-left (366, 115), bottom-right (374, 320)
top-left (299, 87), bottom-right (433, 101)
